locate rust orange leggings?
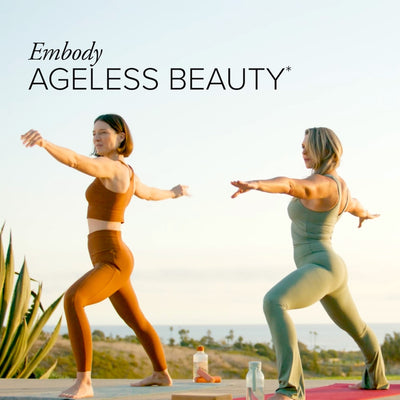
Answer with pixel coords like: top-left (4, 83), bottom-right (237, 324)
top-left (64, 230), bottom-right (167, 372)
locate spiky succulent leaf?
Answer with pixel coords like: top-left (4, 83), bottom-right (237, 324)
top-left (27, 293), bottom-right (63, 351)
top-left (0, 261), bottom-right (30, 364)
top-left (0, 233), bottom-right (15, 331)
top-left (18, 317), bottom-right (62, 379)
top-left (0, 227), bottom-right (63, 379)
top-left (4, 321), bottom-right (28, 378)
top-left (26, 283), bottom-right (43, 330)
top-left (0, 224), bottom-right (6, 316)
top-left (39, 360), bottom-right (58, 379)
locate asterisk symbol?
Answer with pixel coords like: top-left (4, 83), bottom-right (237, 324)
top-left (286, 66), bottom-right (292, 71)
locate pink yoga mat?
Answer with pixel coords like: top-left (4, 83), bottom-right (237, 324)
top-left (235, 383), bottom-right (400, 400)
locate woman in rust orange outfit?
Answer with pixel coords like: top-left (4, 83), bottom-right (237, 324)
top-left (21, 114), bottom-right (189, 399)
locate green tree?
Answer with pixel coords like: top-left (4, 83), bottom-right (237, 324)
top-left (92, 330), bottom-right (106, 341)
top-left (200, 330), bottom-right (218, 348)
top-left (178, 329), bottom-right (191, 347)
top-left (225, 329), bottom-right (234, 345)
top-left (233, 336), bottom-right (244, 349)
top-left (168, 326), bottom-right (175, 346)
top-left (254, 343), bottom-right (276, 361)
top-left (382, 332), bottom-right (400, 363)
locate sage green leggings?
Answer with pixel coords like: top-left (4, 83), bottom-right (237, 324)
top-left (263, 241), bottom-right (389, 399)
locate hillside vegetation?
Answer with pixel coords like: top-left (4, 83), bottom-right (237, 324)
top-left (35, 336), bottom-right (277, 379)
top-left (31, 329), bottom-right (400, 380)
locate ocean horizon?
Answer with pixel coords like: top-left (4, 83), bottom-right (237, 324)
top-left (49, 323), bottom-right (400, 352)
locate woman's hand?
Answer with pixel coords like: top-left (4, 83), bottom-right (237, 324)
top-left (134, 177), bottom-right (189, 201)
top-left (358, 212), bottom-right (380, 228)
top-left (230, 180), bottom-right (258, 198)
top-left (21, 129), bottom-right (47, 148)
top-left (171, 184), bottom-right (189, 198)
top-left (346, 197), bottom-right (380, 228)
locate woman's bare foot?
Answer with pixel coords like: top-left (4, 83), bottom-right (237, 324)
top-left (130, 369), bottom-right (173, 387)
top-left (348, 381), bottom-right (389, 390)
top-left (59, 371), bottom-right (94, 399)
top-left (268, 393), bottom-right (292, 400)
top-left (348, 382), bottom-right (363, 390)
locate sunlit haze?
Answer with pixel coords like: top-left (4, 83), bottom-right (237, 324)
top-left (1, 1), bottom-right (399, 329)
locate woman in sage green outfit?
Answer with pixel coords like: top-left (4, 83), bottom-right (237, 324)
top-left (231, 127), bottom-right (389, 400)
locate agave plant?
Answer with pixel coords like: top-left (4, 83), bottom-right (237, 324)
top-left (0, 223), bottom-right (63, 378)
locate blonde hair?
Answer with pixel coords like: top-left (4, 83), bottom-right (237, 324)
top-left (304, 127), bottom-right (343, 174)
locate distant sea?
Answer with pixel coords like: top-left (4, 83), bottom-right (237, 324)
top-left (51, 323), bottom-right (400, 352)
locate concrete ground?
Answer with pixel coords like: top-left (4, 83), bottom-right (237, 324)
top-left (0, 379), bottom-right (400, 400)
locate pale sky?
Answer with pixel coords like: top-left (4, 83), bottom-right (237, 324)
top-left (0, 1), bottom-right (399, 329)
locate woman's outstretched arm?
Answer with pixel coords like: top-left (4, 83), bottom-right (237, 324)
top-left (134, 175), bottom-right (189, 201)
top-left (21, 129), bottom-right (119, 178)
top-left (231, 174), bottom-right (334, 200)
top-left (345, 197), bottom-right (380, 228)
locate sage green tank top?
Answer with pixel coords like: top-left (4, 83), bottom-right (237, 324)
top-left (287, 174), bottom-right (346, 247)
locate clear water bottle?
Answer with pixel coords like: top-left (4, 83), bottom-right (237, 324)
top-left (246, 361), bottom-right (264, 400)
top-left (193, 345), bottom-right (208, 381)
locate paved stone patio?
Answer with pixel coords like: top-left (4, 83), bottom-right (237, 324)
top-left (1, 379), bottom-right (400, 400)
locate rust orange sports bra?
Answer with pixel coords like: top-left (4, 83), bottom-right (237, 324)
top-left (85, 163), bottom-right (134, 223)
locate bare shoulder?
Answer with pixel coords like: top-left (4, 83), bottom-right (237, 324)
top-left (99, 159), bottom-right (132, 192)
top-left (92, 155), bottom-right (114, 167)
top-left (307, 173), bottom-right (336, 189)
top-left (102, 158), bottom-right (130, 174)
top-left (333, 174), bottom-right (350, 195)
top-left (113, 159), bottom-right (133, 181)
top-left (318, 173), bottom-right (347, 187)
top-left (328, 174), bottom-right (352, 213)
top-left (335, 174), bottom-right (347, 185)
top-left (308, 174), bottom-right (327, 182)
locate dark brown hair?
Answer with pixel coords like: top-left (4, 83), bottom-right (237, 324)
top-left (94, 114), bottom-right (133, 157)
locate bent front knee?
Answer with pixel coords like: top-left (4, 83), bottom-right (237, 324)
top-left (263, 291), bottom-right (286, 317)
top-left (64, 286), bottom-right (83, 312)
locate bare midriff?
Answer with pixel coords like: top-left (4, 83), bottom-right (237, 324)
top-left (87, 218), bottom-right (121, 234)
